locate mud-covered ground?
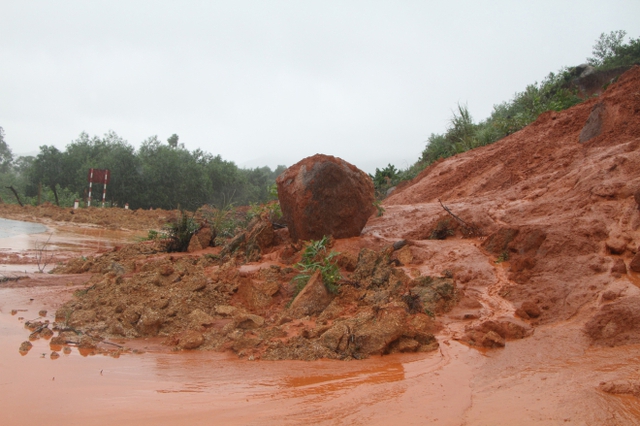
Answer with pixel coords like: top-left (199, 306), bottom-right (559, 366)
top-left (2, 66), bottom-right (640, 425)
top-left (46, 221), bottom-right (451, 361)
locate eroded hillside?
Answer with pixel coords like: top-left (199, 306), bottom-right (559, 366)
top-left (373, 65), bottom-right (640, 349)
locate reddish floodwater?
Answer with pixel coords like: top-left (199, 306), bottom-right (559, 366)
top-left (2, 281), bottom-right (640, 425)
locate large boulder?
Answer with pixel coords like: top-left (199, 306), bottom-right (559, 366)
top-left (276, 154), bottom-right (375, 241)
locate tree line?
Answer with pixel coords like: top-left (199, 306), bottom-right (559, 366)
top-left (0, 129), bottom-right (286, 210)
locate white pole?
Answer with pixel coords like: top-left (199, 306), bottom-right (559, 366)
top-left (87, 168), bottom-right (94, 207)
top-left (101, 170), bottom-right (109, 207)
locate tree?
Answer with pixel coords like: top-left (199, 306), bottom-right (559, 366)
top-left (273, 165), bottom-right (287, 178)
top-left (19, 130), bottom-right (287, 210)
top-left (205, 154), bottom-right (243, 207)
top-left (167, 134), bottom-right (179, 148)
top-left (63, 131), bottom-right (143, 207)
top-left (594, 33), bottom-right (640, 70)
top-left (137, 136), bottom-right (210, 210)
top-left (28, 145), bottom-right (65, 205)
top-left (588, 30), bottom-right (627, 67)
top-left (0, 127), bottom-right (13, 173)
top-left (13, 156), bottom-right (34, 176)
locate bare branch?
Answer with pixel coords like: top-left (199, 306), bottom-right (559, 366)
top-left (437, 199), bottom-right (481, 237)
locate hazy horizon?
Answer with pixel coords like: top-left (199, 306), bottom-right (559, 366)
top-left (2, 1), bottom-right (639, 174)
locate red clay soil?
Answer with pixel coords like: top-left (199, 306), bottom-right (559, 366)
top-left (377, 65), bottom-right (640, 344)
top-left (2, 66), bottom-right (640, 424)
top-left (0, 202), bottom-right (170, 231)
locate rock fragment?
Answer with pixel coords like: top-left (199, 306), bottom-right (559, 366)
top-left (611, 258), bottom-right (627, 276)
top-left (177, 330), bottom-right (204, 350)
top-left (630, 252), bottom-right (640, 273)
top-left (288, 271), bottom-right (334, 318)
top-left (515, 301), bottom-right (542, 319)
top-left (579, 102), bottom-right (605, 143)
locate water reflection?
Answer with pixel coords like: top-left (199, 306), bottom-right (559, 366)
top-left (0, 218), bottom-right (47, 239)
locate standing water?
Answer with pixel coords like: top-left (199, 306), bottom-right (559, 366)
top-left (0, 218), bottom-right (47, 239)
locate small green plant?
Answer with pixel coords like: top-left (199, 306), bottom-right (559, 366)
top-left (247, 200), bottom-right (282, 223)
top-left (164, 210), bottom-right (199, 252)
top-left (292, 236), bottom-right (342, 297)
top-left (495, 251), bottom-right (510, 264)
top-left (373, 200), bottom-right (385, 217)
top-left (201, 200), bottom-right (240, 245)
top-left (145, 229), bottom-right (160, 240)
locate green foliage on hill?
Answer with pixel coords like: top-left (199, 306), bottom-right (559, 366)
top-left (588, 30), bottom-right (640, 69)
top-left (371, 31), bottom-right (640, 197)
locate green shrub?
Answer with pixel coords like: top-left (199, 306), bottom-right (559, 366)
top-left (588, 30), bottom-right (640, 69)
top-left (385, 32), bottom-right (640, 192)
top-left (201, 202), bottom-right (240, 245)
top-left (247, 200), bottom-right (282, 223)
top-left (145, 229), bottom-right (160, 240)
top-left (23, 184), bottom-right (81, 207)
top-left (164, 210), bottom-right (198, 252)
top-left (370, 161), bottom-right (429, 200)
top-left (292, 236), bottom-right (341, 297)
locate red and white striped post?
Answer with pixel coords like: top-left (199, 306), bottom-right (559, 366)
top-left (87, 168), bottom-right (94, 207)
top-left (101, 170), bottom-right (109, 207)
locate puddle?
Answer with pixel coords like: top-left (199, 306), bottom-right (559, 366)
top-left (0, 218), bottom-right (48, 239)
top-left (0, 219), bottom-right (145, 274)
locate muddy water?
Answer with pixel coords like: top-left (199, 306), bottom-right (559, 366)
top-left (0, 219), bottom-right (145, 274)
top-left (0, 282), bottom-right (473, 426)
top-left (2, 280), bottom-right (639, 425)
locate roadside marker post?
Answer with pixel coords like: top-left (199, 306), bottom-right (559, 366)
top-left (87, 168), bottom-right (111, 208)
top-left (87, 169), bottom-right (94, 207)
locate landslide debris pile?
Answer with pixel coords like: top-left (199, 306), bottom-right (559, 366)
top-left (53, 229), bottom-right (451, 360)
top-left (377, 66), bottom-right (640, 347)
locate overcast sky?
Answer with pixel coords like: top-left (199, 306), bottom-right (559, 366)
top-left (1, 1), bottom-right (638, 174)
